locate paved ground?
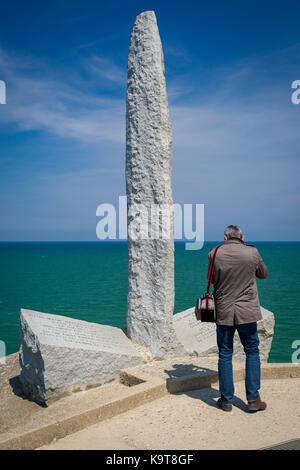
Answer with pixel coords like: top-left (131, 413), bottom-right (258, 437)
top-left (39, 378), bottom-right (300, 450)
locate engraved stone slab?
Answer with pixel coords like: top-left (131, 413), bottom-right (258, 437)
top-left (173, 306), bottom-right (274, 361)
top-left (19, 309), bottom-right (142, 404)
top-left (173, 308), bottom-right (217, 356)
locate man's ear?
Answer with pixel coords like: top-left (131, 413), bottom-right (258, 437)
top-left (242, 235), bottom-right (245, 241)
top-left (224, 234), bottom-right (228, 240)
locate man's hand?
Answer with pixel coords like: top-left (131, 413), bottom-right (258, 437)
top-left (255, 251), bottom-right (268, 279)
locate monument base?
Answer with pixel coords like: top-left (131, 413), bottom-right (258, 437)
top-left (18, 305), bottom-right (275, 405)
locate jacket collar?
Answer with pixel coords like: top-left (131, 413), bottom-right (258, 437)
top-left (222, 237), bottom-right (245, 245)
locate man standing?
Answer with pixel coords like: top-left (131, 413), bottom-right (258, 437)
top-left (208, 225), bottom-right (268, 412)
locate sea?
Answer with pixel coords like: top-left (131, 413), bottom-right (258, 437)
top-left (0, 241), bottom-right (299, 362)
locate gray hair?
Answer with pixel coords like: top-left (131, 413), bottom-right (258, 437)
top-left (224, 225), bottom-right (243, 239)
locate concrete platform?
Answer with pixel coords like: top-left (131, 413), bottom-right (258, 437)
top-left (0, 353), bottom-right (299, 450)
top-left (39, 377), bottom-right (300, 450)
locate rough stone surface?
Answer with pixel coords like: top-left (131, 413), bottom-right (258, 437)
top-left (173, 306), bottom-right (275, 361)
top-left (125, 11), bottom-right (184, 359)
top-left (19, 309), bottom-right (142, 404)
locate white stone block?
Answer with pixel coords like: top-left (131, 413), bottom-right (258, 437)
top-left (19, 309), bottom-right (142, 404)
top-left (173, 306), bottom-right (274, 361)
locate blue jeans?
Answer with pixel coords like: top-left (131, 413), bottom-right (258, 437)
top-left (216, 322), bottom-right (261, 404)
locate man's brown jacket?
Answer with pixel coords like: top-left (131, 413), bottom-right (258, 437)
top-left (207, 238), bottom-right (268, 325)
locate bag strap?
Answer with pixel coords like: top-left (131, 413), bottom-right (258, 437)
top-left (205, 246), bottom-right (220, 295)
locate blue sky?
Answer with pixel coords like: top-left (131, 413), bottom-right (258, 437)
top-left (0, 0), bottom-right (299, 241)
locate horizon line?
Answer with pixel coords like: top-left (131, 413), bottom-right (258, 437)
top-left (0, 240), bottom-right (299, 243)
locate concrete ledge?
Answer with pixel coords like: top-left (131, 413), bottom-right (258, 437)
top-left (0, 355), bottom-right (299, 450)
top-left (0, 372), bottom-right (167, 450)
top-left (166, 370), bottom-right (219, 393)
top-left (165, 362), bottom-right (300, 394)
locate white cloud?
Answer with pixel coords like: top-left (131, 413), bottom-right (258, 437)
top-left (0, 43), bottom-right (299, 239)
top-left (85, 54), bottom-right (126, 84)
top-left (0, 48), bottom-right (126, 143)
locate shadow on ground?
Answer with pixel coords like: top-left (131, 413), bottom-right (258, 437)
top-left (164, 362), bottom-right (248, 412)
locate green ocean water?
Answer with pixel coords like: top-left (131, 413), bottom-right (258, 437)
top-left (0, 241), bottom-right (299, 362)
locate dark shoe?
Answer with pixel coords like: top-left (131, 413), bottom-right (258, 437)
top-left (247, 399), bottom-right (267, 412)
top-left (217, 398), bottom-right (232, 412)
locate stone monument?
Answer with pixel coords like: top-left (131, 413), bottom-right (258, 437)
top-left (173, 306), bottom-right (274, 361)
top-left (17, 11), bottom-right (275, 406)
top-left (19, 309), bottom-right (142, 404)
top-left (126, 10), bottom-right (184, 359)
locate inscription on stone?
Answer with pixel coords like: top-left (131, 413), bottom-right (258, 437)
top-left (25, 310), bottom-right (134, 354)
top-left (173, 306), bottom-right (274, 360)
top-left (179, 309), bottom-right (216, 338)
top-left (19, 309), bottom-right (143, 404)
top-left (173, 308), bottom-right (217, 355)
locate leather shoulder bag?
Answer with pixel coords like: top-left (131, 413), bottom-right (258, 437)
top-left (195, 246), bottom-right (220, 322)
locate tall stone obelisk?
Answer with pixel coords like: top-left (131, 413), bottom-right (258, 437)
top-left (126, 11), bottom-right (185, 359)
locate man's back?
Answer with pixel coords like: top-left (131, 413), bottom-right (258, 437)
top-left (209, 226), bottom-right (268, 412)
top-left (208, 238), bottom-right (268, 325)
